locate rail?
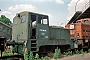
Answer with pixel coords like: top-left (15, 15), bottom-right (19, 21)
top-left (0, 55), bottom-right (23, 60)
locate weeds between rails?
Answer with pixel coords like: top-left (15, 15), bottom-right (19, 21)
top-left (0, 47), bottom-right (90, 60)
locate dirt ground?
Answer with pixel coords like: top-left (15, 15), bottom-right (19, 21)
top-left (51, 53), bottom-right (90, 60)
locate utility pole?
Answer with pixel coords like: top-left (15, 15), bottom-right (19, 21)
top-left (60, 23), bottom-right (63, 27)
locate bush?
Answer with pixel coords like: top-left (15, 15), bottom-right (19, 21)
top-left (88, 49), bottom-right (90, 53)
top-left (24, 51), bottom-right (35, 60)
top-left (74, 50), bottom-right (79, 54)
top-left (53, 47), bottom-right (61, 59)
top-left (80, 49), bottom-right (84, 55)
top-left (24, 51), bottom-right (50, 60)
top-left (2, 50), bottom-right (13, 56)
top-left (29, 52), bottom-right (34, 60)
top-left (64, 51), bottom-right (73, 56)
top-left (24, 52), bottom-right (29, 60)
top-left (35, 53), bottom-right (40, 60)
top-left (42, 56), bottom-right (50, 60)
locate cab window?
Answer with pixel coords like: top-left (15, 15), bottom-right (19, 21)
top-left (42, 18), bottom-right (47, 24)
top-left (38, 16), bottom-right (48, 24)
top-left (13, 18), bottom-right (18, 24)
top-left (21, 15), bottom-right (26, 23)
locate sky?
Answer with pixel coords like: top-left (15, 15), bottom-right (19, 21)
top-left (0, 0), bottom-right (89, 27)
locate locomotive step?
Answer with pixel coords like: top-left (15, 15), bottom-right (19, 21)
top-left (31, 43), bottom-right (37, 44)
top-left (31, 47), bottom-right (37, 48)
top-left (31, 39), bottom-right (37, 41)
top-left (31, 51), bottom-right (38, 52)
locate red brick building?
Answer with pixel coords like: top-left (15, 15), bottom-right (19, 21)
top-left (65, 1), bottom-right (90, 48)
top-left (65, 18), bottom-right (90, 48)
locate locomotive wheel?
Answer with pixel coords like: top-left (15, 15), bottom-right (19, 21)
top-left (47, 51), bottom-right (53, 58)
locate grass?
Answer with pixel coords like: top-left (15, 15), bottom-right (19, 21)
top-left (2, 50), bottom-right (13, 56)
top-left (53, 47), bottom-right (61, 59)
top-left (3, 48), bottom-right (90, 60)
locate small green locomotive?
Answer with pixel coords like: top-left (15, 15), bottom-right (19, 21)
top-left (12, 11), bottom-right (73, 55)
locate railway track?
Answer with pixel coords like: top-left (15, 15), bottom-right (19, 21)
top-left (0, 55), bottom-right (23, 60)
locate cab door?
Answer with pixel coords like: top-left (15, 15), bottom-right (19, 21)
top-left (37, 24), bottom-right (49, 40)
top-left (37, 15), bottom-right (49, 40)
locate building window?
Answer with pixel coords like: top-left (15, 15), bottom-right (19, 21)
top-left (84, 20), bottom-right (90, 24)
top-left (83, 36), bottom-right (85, 38)
top-left (77, 21), bottom-right (81, 23)
top-left (3, 28), bottom-right (6, 33)
top-left (0, 26), bottom-right (2, 31)
top-left (86, 36), bottom-right (88, 38)
top-left (86, 30), bottom-right (88, 32)
top-left (83, 30), bottom-right (85, 32)
top-left (7, 29), bottom-right (9, 34)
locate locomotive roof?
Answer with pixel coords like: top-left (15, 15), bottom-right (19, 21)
top-left (18, 11), bottom-right (48, 16)
top-left (50, 26), bottom-right (69, 30)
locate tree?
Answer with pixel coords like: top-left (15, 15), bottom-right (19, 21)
top-left (0, 15), bottom-right (12, 26)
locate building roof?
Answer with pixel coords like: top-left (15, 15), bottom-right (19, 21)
top-left (76, 6), bottom-right (90, 20)
top-left (67, 11), bottom-right (82, 24)
top-left (67, 6), bottom-right (90, 24)
top-left (0, 21), bottom-right (11, 28)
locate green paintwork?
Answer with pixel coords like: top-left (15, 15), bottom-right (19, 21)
top-left (12, 12), bottom-right (29, 42)
top-left (37, 27), bottom-right (73, 49)
top-left (12, 11), bottom-right (74, 54)
top-left (37, 24), bottom-right (49, 40)
top-left (12, 42), bottom-right (23, 54)
top-left (26, 39), bottom-right (31, 51)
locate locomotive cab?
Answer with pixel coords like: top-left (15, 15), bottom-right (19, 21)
top-left (12, 11), bottom-right (50, 54)
top-left (30, 13), bottom-right (49, 39)
top-left (12, 11), bottom-right (49, 41)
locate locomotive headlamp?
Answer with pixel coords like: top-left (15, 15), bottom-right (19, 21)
top-left (17, 35), bottom-right (20, 39)
top-left (16, 13), bottom-right (20, 18)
